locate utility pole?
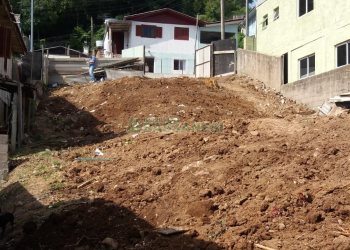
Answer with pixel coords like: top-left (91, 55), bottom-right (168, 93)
top-left (91, 16), bottom-right (94, 52)
top-left (221, 0), bottom-right (225, 40)
top-left (246, 0), bottom-right (249, 37)
top-left (30, 0), bottom-right (34, 52)
top-left (194, 14), bottom-right (199, 75)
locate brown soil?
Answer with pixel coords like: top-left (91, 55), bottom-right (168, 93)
top-left (2, 75), bottom-right (350, 250)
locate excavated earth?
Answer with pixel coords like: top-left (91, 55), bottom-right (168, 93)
top-left (1, 75), bottom-right (350, 250)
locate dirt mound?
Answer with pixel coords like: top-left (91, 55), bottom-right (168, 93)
top-left (4, 76), bottom-right (350, 249)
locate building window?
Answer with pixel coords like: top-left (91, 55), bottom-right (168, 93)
top-left (299, 54), bottom-right (315, 79)
top-left (174, 27), bottom-right (189, 40)
top-left (174, 59), bottom-right (186, 71)
top-left (262, 14), bottom-right (268, 29)
top-left (336, 41), bottom-right (350, 67)
top-left (273, 7), bottom-right (279, 20)
top-left (136, 25), bottom-right (162, 38)
top-left (299, 0), bottom-right (313, 17)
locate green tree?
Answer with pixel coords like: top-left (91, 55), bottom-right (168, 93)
top-left (9, 0), bottom-right (249, 48)
top-left (69, 26), bottom-right (90, 51)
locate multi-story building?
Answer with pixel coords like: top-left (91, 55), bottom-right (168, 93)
top-left (255, 0), bottom-right (350, 83)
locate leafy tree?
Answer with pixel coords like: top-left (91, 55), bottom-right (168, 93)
top-left (69, 26), bottom-right (90, 51)
top-left (9, 0), bottom-right (251, 49)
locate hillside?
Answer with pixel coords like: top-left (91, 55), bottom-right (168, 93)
top-left (2, 76), bottom-right (350, 249)
top-left (9, 0), bottom-right (249, 49)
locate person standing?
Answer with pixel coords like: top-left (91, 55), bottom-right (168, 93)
top-left (88, 50), bottom-right (97, 82)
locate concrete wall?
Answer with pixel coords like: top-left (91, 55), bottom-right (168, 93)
top-left (105, 69), bottom-right (144, 80)
top-left (256, 0), bottom-right (350, 83)
top-left (237, 49), bottom-right (282, 90)
top-left (281, 64), bottom-right (350, 108)
top-left (122, 45), bottom-right (144, 58)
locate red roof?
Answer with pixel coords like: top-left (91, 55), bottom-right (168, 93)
top-left (124, 8), bottom-right (206, 27)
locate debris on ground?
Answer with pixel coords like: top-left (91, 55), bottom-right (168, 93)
top-left (2, 75), bottom-right (350, 249)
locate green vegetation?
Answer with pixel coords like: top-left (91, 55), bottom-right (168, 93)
top-left (10, 0), bottom-right (255, 50)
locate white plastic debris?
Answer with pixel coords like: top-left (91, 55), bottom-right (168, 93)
top-left (95, 148), bottom-right (104, 156)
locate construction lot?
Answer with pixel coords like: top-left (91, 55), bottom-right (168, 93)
top-left (1, 75), bottom-right (350, 249)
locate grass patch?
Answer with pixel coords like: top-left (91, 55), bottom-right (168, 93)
top-left (49, 181), bottom-right (65, 191)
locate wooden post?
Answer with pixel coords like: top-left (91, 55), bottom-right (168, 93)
top-left (91, 16), bottom-right (94, 52)
top-left (0, 134), bottom-right (8, 180)
top-left (0, 101), bottom-right (4, 127)
top-left (43, 50), bottom-right (49, 85)
top-left (17, 83), bottom-right (23, 148)
top-left (143, 45), bottom-right (146, 75)
top-left (10, 93), bottom-right (17, 152)
top-left (210, 44), bottom-right (214, 77)
top-left (41, 45), bottom-right (44, 81)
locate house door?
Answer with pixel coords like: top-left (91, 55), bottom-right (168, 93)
top-left (282, 53), bottom-right (288, 84)
top-left (112, 32), bottom-right (124, 55)
top-left (145, 57), bottom-right (154, 73)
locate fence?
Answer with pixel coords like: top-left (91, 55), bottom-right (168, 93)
top-left (195, 39), bottom-right (236, 78)
top-left (212, 39), bottom-right (236, 76)
top-left (195, 45), bottom-right (212, 78)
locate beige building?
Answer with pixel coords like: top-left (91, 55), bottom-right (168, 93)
top-left (256, 0), bottom-right (350, 83)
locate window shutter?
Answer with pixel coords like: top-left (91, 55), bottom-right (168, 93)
top-left (174, 27), bottom-right (180, 40)
top-left (183, 28), bottom-right (189, 40)
top-left (156, 27), bottom-right (162, 38)
top-left (174, 27), bottom-right (189, 40)
top-left (136, 25), bottom-right (142, 36)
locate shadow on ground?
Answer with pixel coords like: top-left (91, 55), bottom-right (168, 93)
top-left (16, 92), bottom-right (123, 157)
top-left (0, 182), bottom-right (222, 250)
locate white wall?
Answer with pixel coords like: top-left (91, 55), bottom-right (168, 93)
top-left (128, 21), bottom-right (197, 55)
top-left (122, 45), bottom-right (144, 58)
top-left (127, 21), bottom-right (197, 75)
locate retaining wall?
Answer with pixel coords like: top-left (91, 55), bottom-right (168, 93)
top-left (237, 49), bottom-right (282, 91)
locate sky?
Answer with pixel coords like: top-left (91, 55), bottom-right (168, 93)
top-left (249, 0), bottom-right (257, 9)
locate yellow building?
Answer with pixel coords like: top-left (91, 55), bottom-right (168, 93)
top-left (256, 0), bottom-right (350, 83)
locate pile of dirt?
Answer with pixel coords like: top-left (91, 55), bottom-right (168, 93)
top-left (2, 75), bottom-right (350, 250)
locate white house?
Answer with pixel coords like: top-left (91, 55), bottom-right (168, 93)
top-left (103, 8), bottom-right (206, 76)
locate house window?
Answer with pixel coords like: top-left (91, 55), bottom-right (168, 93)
top-left (299, 54), bottom-right (315, 79)
top-left (262, 14), bottom-right (268, 29)
top-left (336, 41), bottom-right (350, 67)
top-left (174, 27), bottom-right (189, 40)
top-left (174, 59), bottom-right (186, 71)
top-left (273, 7), bottom-right (279, 20)
top-left (299, 0), bottom-right (313, 17)
top-left (136, 25), bottom-right (162, 38)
